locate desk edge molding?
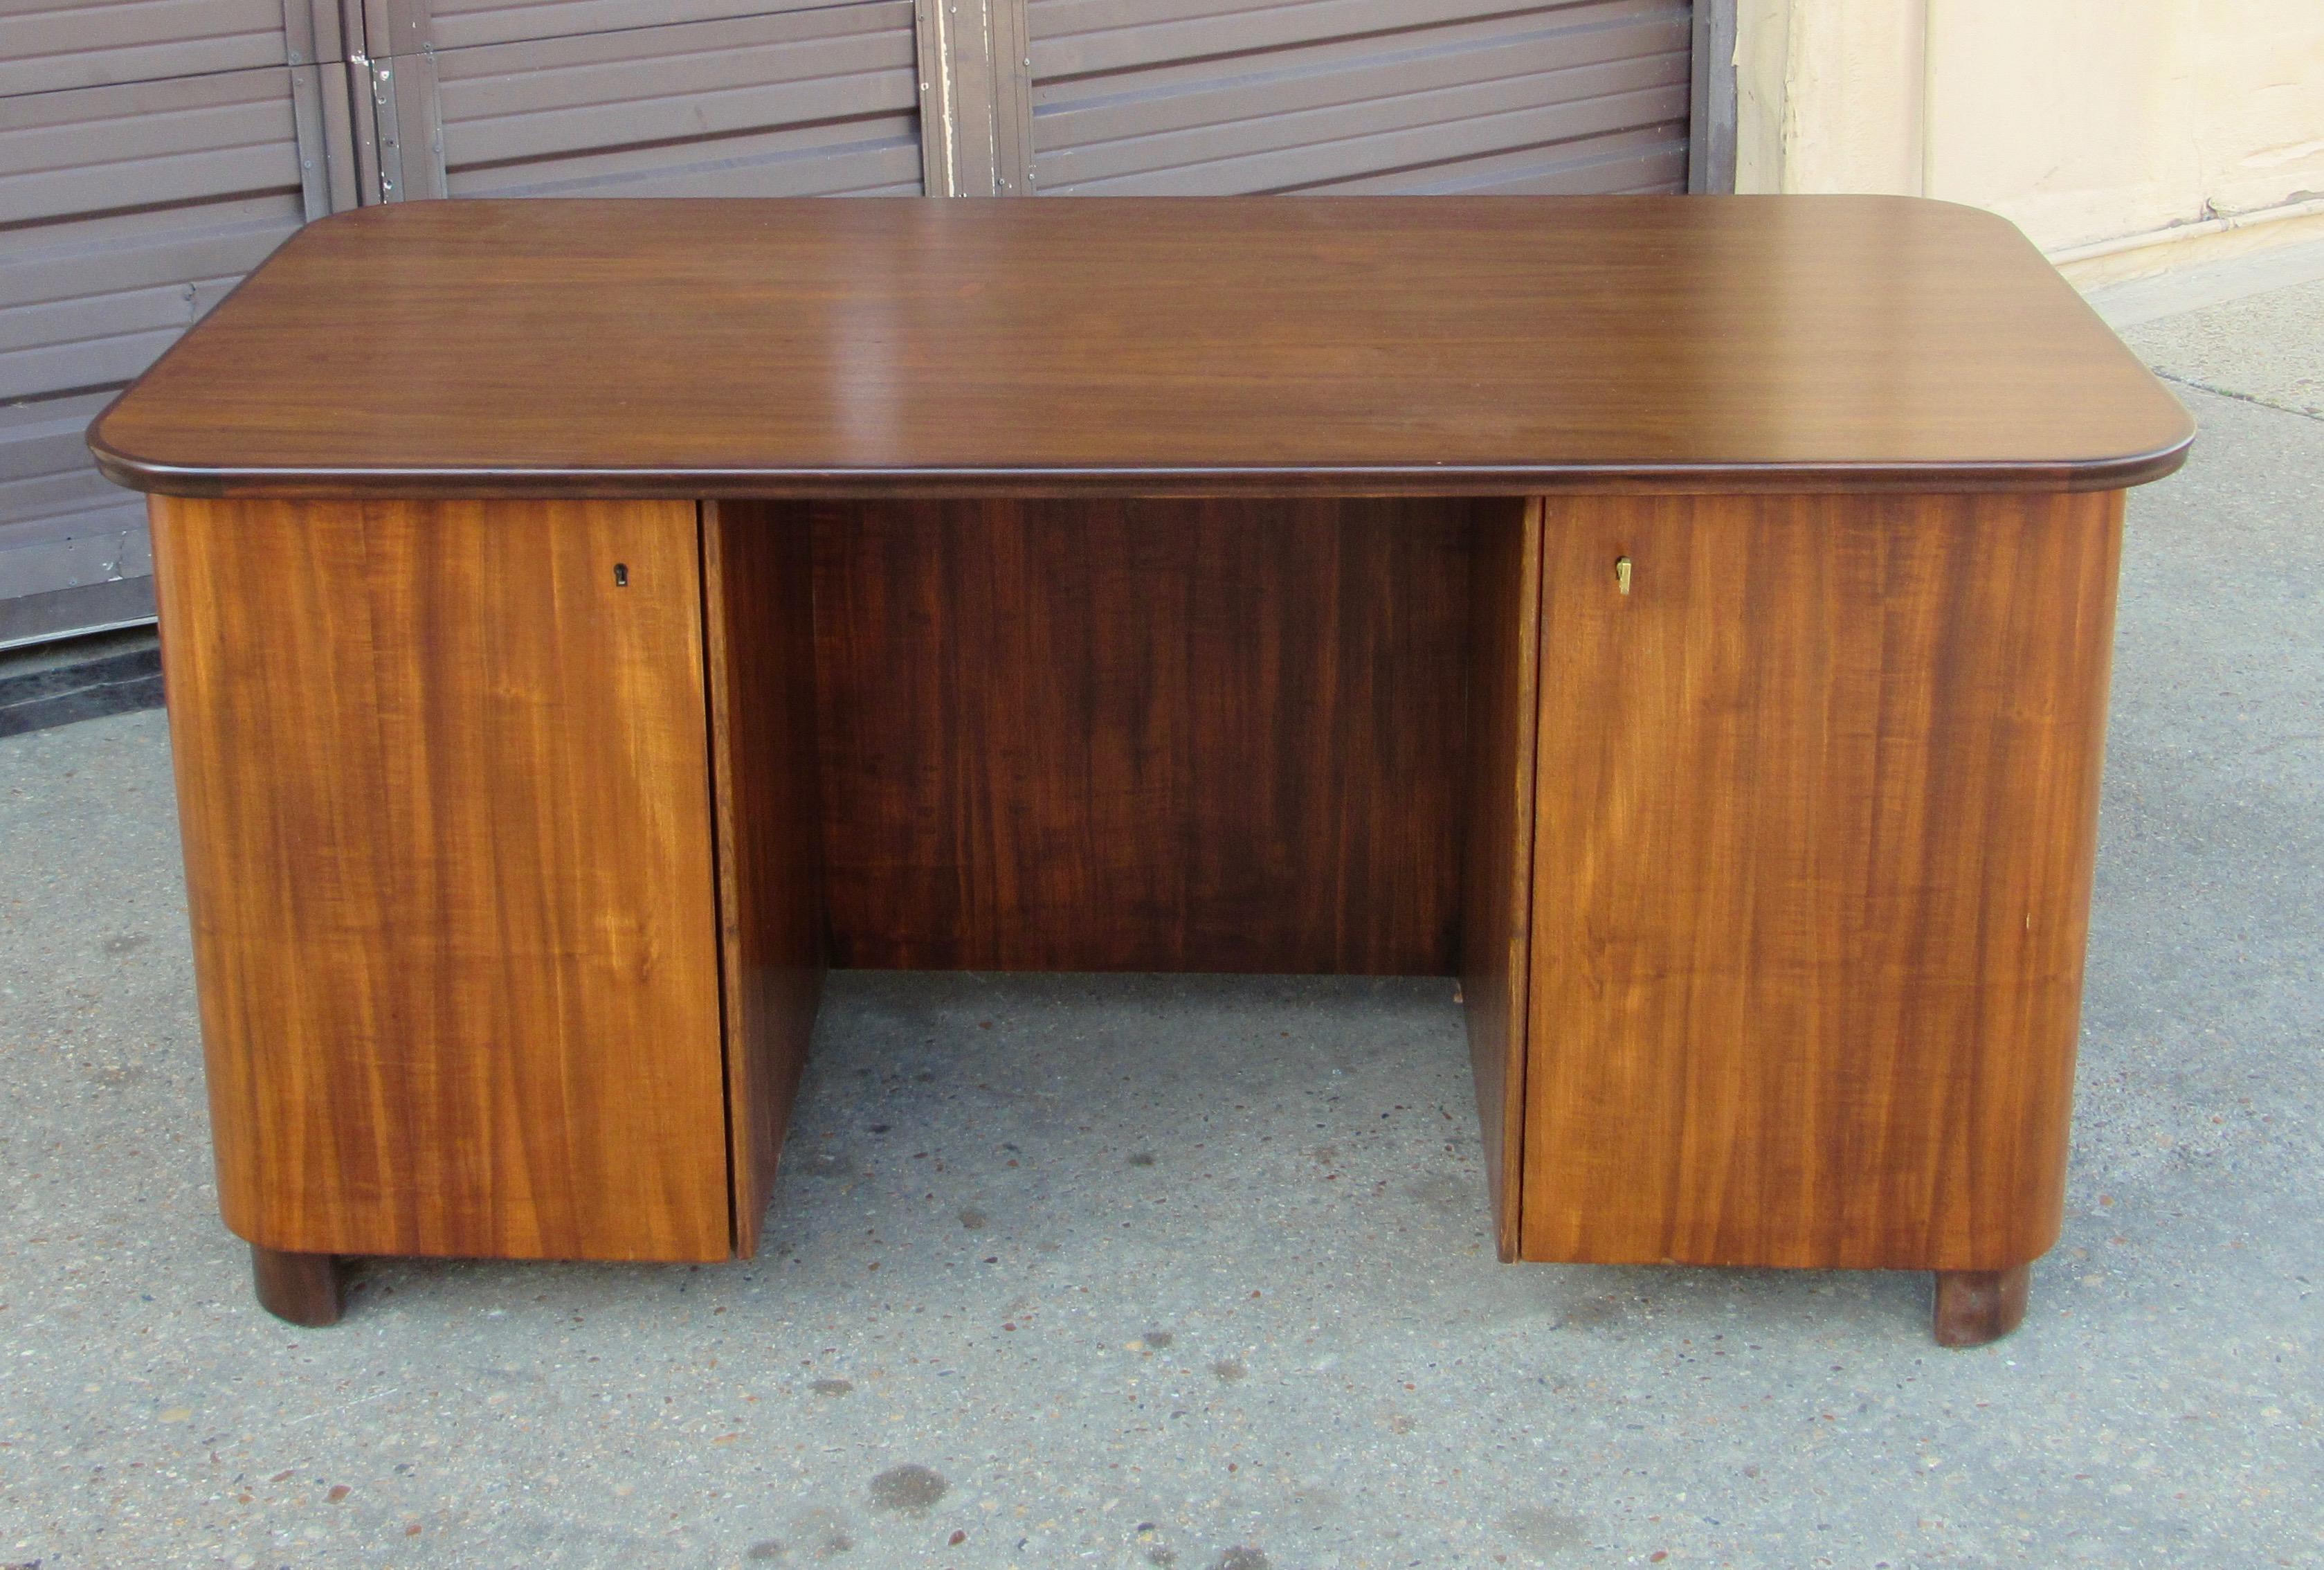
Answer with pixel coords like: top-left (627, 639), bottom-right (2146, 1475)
top-left (85, 440), bottom-right (2197, 503)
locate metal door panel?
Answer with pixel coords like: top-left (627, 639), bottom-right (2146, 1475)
top-left (1, 214), bottom-right (291, 401)
top-left (0, 396), bottom-right (153, 647)
top-left (1312, 122), bottom-right (1686, 193)
top-left (0, 0), bottom-right (291, 96)
top-left (1033, 1), bottom-right (1684, 147)
top-left (446, 118), bottom-right (923, 198)
top-left (0, 66), bottom-right (309, 219)
top-left (1034, 0), bottom-right (1567, 81)
top-left (1028, 0), bottom-right (1694, 197)
top-left (429, 2), bottom-right (920, 198)
top-left (0, 60), bottom-right (322, 643)
top-left (426, 0), bottom-right (881, 50)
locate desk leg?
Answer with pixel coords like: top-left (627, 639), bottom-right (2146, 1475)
top-left (251, 1246), bottom-right (344, 1328)
top-left (1935, 1265), bottom-right (2032, 1347)
top-left (1518, 490), bottom-right (2123, 1342)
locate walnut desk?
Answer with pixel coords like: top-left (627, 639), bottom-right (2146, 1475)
top-left (89, 197), bottom-right (2193, 1344)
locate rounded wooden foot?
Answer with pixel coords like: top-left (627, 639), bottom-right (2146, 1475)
top-left (251, 1245), bottom-right (345, 1327)
top-left (1932, 1264), bottom-right (2029, 1347)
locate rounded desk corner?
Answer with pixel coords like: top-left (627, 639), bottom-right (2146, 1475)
top-left (83, 397), bottom-right (174, 498)
top-left (2085, 424), bottom-right (2198, 491)
top-left (82, 392), bottom-right (140, 487)
top-left (83, 420), bottom-right (224, 500)
top-left (298, 200), bottom-right (407, 236)
top-left (1884, 192), bottom-right (2035, 239)
top-left (254, 199), bottom-right (424, 255)
top-left (1739, 190), bottom-right (2040, 244)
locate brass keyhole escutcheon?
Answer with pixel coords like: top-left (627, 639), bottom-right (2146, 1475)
top-left (1615, 555), bottom-right (1632, 595)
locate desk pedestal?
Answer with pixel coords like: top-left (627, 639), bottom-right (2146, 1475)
top-left (150, 488), bottom-right (2120, 1346)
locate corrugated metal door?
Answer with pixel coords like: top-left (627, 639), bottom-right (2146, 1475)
top-left (368, 0), bottom-right (923, 200)
top-left (0, 1), bottom-right (347, 647)
top-left (1024, 0), bottom-right (1694, 196)
top-left (376, 0), bottom-right (1699, 206)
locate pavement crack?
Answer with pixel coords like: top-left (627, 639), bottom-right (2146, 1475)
top-left (2151, 368), bottom-right (2323, 422)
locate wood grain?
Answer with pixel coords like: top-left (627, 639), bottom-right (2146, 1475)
top-left (812, 497), bottom-right (1471, 974)
top-left (1520, 489), bottom-right (2123, 1272)
top-left (1460, 498), bottom-right (1543, 1261)
top-left (91, 197), bottom-right (2192, 500)
top-left (703, 500), bottom-right (828, 1256)
top-left (152, 496), bottom-right (732, 1262)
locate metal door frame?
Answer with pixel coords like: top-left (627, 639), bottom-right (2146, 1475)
top-left (914, 0), bottom-right (1032, 195)
top-left (1689, 0), bottom-right (1738, 194)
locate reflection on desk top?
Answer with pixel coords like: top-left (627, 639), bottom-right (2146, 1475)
top-left (90, 196), bottom-right (2194, 500)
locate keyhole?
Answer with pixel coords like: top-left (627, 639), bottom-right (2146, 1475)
top-left (613, 563), bottom-right (629, 587)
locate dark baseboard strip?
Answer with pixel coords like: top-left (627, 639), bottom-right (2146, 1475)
top-left (0, 629), bottom-right (164, 739)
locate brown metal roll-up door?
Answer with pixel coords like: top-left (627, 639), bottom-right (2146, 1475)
top-left (0, 3), bottom-right (338, 648)
top-left (1026, 0), bottom-right (1695, 196)
top-left (361, 0), bottom-right (923, 201)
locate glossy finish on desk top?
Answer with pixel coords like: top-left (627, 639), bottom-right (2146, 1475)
top-left (91, 196), bottom-right (2193, 499)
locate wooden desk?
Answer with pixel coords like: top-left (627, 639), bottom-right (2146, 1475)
top-left (90, 197), bottom-right (2193, 1345)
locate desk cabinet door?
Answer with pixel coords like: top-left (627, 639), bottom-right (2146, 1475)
top-left (1521, 491), bottom-right (2122, 1273)
top-left (151, 496), bottom-right (732, 1262)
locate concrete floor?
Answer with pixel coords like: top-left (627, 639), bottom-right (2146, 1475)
top-left (2, 282), bottom-right (2319, 1570)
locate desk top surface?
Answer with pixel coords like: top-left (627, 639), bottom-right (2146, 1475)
top-left (91, 197), bottom-right (2193, 499)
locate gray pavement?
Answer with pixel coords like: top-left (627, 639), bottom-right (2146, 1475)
top-left (2, 281), bottom-right (2320, 1569)
top-left (2123, 278), bottom-right (2324, 418)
